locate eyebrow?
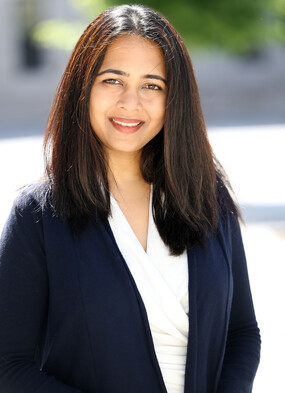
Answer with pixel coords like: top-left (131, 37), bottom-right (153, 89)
top-left (97, 68), bottom-right (167, 84)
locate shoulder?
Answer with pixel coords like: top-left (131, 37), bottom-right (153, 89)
top-left (1, 181), bottom-right (53, 239)
top-left (216, 191), bottom-right (244, 265)
top-left (12, 181), bottom-right (51, 218)
top-left (0, 183), bottom-right (52, 261)
top-left (216, 174), bottom-right (241, 239)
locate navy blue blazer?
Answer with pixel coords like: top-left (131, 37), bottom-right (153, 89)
top-left (0, 187), bottom-right (260, 393)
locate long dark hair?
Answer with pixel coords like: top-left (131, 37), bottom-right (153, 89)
top-left (44, 4), bottom-right (239, 255)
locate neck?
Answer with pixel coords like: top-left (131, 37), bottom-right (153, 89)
top-left (106, 150), bottom-right (151, 202)
top-left (107, 150), bottom-right (144, 189)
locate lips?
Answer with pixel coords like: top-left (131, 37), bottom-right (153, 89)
top-left (109, 117), bottom-right (144, 134)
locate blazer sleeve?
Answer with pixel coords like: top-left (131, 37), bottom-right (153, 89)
top-left (0, 194), bottom-right (82, 393)
top-left (217, 215), bottom-right (261, 393)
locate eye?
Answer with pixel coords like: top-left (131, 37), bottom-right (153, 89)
top-left (103, 78), bottom-right (121, 85)
top-left (144, 83), bottom-right (162, 91)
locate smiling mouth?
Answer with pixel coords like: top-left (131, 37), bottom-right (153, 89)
top-left (109, 117), bottom-right (144, 134)
top-left (111, 118), bottom-right (143, 127)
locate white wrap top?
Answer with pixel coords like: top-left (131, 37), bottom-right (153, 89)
top-left (108, 192), bottom-right (189, 393)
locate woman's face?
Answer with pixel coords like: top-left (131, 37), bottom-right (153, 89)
top-left (89, 35), bottom-right (167, 157)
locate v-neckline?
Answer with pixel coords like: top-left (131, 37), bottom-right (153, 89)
top-left (110, 186), bottom-right (152, 254)
top-left (104, 201), bottom-right (191, 393)
top-left (108, 193), bottom-right (189, 331)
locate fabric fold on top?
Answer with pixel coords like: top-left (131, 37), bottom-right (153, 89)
top-left (108, 192), bottom-right (189, 393)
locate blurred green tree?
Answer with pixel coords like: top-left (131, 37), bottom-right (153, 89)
top-left (32, 0), bottom-right (284, 53)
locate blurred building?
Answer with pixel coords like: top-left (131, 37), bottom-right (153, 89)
top-left (194, 46), bottom-right (285, 127)
top-left (0, 0), bottom-right (73, 133)
top-left (0, 0), bottom-right (285, 134)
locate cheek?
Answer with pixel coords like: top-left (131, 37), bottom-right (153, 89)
top-left (152, 98), bottom-right (166, 125)
top-left (90, 93), bottom-right (102, 116)
top-left (145, 93), bottom-right (165, 120)
top-left (89, 101), bottom-right (102, 134)
top-left (89, 99), bottom-right (108, 131)
top-left (90, 86), bottom-right (108, 112)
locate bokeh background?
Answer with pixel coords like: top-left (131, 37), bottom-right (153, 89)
top-left (0, 1), bottom-right (284, 392)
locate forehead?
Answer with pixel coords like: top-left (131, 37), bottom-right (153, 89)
top-left (101, 35), bottom-right (166, 74)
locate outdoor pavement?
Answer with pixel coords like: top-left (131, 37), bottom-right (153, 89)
top-left (0, 123), bottom-right (284, 392)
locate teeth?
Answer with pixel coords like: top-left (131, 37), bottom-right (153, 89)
top-left (112, 119), bottom-right (141, 127)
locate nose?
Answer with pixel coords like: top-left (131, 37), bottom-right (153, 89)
top-left (117, 87), bottom-right (142, 112)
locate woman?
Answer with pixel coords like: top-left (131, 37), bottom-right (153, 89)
top-left (0, 4), bottom-right (260, 393)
